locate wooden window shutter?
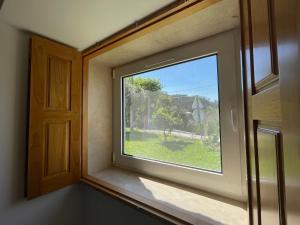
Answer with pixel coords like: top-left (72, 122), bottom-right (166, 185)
top-left (27, 36), bottom-right (82, 198)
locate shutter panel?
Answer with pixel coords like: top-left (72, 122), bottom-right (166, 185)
top-left (241, 0), bottom-right (300, 224)
top-left (27, 36), bottom-right (82, 198)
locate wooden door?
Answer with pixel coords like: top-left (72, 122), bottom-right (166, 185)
top-left (241, 0), bottom-right (300, 224)
top-left (27, 36), bottom-right (82, 198)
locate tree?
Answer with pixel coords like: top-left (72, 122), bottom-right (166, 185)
top-left (153, 95), bottom-right (182, 140)
top-left (131, 77), bottom-right (161, 92)
top-left (124, 77), bottom-right (162, 130)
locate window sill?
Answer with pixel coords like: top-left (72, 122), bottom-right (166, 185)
top-left (82, 167), bottom-right (248, 225)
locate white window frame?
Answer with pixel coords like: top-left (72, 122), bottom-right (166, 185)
top-left (112, 30), bottom-right (244, 201)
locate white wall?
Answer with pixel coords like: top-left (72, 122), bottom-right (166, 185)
top-left (0, 20), bottom-right (167, 225)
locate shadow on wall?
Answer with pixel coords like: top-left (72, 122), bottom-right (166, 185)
top-left (0, 19), bottom-right (31, 210)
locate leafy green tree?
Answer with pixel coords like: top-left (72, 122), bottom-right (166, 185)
top-left (131, 77), bottom-right (161, 92)
top-left (124, 77), bottom-right (161, 130)
top-left (153, 95), bottom-right (182, 140)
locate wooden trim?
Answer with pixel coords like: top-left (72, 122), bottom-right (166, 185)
top-left (275, 130), bottom-right (286, 225)
top-left (277, 132), bottom-right (286, 225)
top-left (82, 0), bottom-right (220, 60)
top-left (82, 0), bottom-right (187, 55)
top-left (246, 0), bottom-right (255, 97)
top-left (81, 176), bottom-right (189, 225)
top-left (256, 127), bottom-right (286, 225)
top-left (239, 0), bottom-right (254, 224)
top-left (253, 122), bottom-right (262, 225)
top-left (267, 0), bottom-right (279, 76)
top-left (81, 57), bottom-right (89, 177)
top-left (255, 73), bottom-right (278, 92)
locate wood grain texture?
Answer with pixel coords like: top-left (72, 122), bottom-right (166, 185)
top-left (44, 121), bottom-right (70, 177)
top-left (240, 0), bottom-right (285, 224)
top-left (239, 0), bottom-right (254, 223)
top-left (81, 57), bottom-right (89, 178)
top-left (256, 128), bottom-right (282, 225)
top-left (241, 0), bottom-right (300, 224)
top-left (46, 56), bottom-right (71, 110)
top-left (274, 0), bottom-right (300, 224)
top-left (250, 0), bottom-right (278, 87)
top-left (252, 84), bottom-right (281, 122)
top-left (27, 35), bottom-right (82, 199)
top-left (240, 0), bottom-right (257, 223)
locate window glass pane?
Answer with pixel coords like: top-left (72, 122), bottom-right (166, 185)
top-left (122, 55), bottom-right (221, 172)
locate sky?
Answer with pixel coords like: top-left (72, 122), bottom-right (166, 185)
top-left (133, 55), bottom-right (219, 101)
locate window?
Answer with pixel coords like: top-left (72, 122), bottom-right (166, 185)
top-left (122, 55), bottom-right (222, 172)
top-left (113, 31), bottom-right (244, 200)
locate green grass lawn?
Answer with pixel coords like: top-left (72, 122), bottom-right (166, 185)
top-left (124, 130), bottom-right (222, 172)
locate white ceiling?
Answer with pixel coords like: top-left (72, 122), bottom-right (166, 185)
top-left (0, 0), bottom-right (174, 50)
